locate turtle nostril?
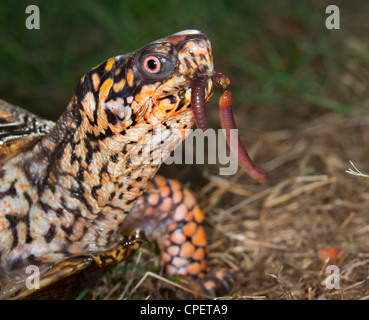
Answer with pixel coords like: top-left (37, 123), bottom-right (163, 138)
top-left (197, 39), bottom-right (207, 49)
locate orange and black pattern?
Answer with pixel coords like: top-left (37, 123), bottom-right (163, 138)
top-left (125, 175), bottom-right (232, 295)
top-left (0, 30), bottom-right (229, 298)
top-left (125, 176), bottom-right (209, 275)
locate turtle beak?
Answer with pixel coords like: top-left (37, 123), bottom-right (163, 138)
top-left (176, 35), bottom-right (215, 103)
top-left (169, 34), bottom-right (215, 133)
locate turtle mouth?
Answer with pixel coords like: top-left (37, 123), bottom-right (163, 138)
top-left (190, 73), bottom-right (267, 183)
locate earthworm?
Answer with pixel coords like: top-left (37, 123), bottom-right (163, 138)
top-left (218, 90), bottom-right (267, 183)
top-left (191, 75), bottom-right (209, 135)
top-left (191, 72), bottom-right (266, 182)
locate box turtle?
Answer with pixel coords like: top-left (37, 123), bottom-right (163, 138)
top-left (0, 30), bottom-right (266, 299)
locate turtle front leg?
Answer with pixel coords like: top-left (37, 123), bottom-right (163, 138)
top-left (121, 175), bottom-right (232, 296)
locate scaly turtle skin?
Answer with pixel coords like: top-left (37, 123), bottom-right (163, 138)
top-left (0, 30), bottom-right (263, 299)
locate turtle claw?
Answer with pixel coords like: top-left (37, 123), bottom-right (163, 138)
top-left (199, 268), bottom-right (234, 297)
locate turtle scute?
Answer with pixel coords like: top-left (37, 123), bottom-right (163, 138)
top-left (6, 230), bottom-right (144, 300)
top-left (0, 99), bottom-right (54, 165)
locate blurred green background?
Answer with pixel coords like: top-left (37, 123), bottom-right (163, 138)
top-left (0, 0), bottom-right (368, 122)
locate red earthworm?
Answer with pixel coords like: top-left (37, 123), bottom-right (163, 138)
top-left (219, 90), bottom-right (267, 183)
top-left (191, 75), bottom-right (209, 135)
top-left (191, 72), bottom-right (266, 182)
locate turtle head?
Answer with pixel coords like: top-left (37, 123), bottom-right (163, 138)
top-left (65, 30), bottom-right (265, 184)
top-left (75, 30), bottom-right (215, 144)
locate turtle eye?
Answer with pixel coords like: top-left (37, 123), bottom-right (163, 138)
top-left (138, 53), bottom-right (174, 79)
top-left (143, 56), bottom-right (161, 74)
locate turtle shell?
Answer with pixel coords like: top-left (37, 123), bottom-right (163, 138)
top-left (6, 230), bottom-right (145, 300)
top-left (0, 99), bottom-right (55, 164)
